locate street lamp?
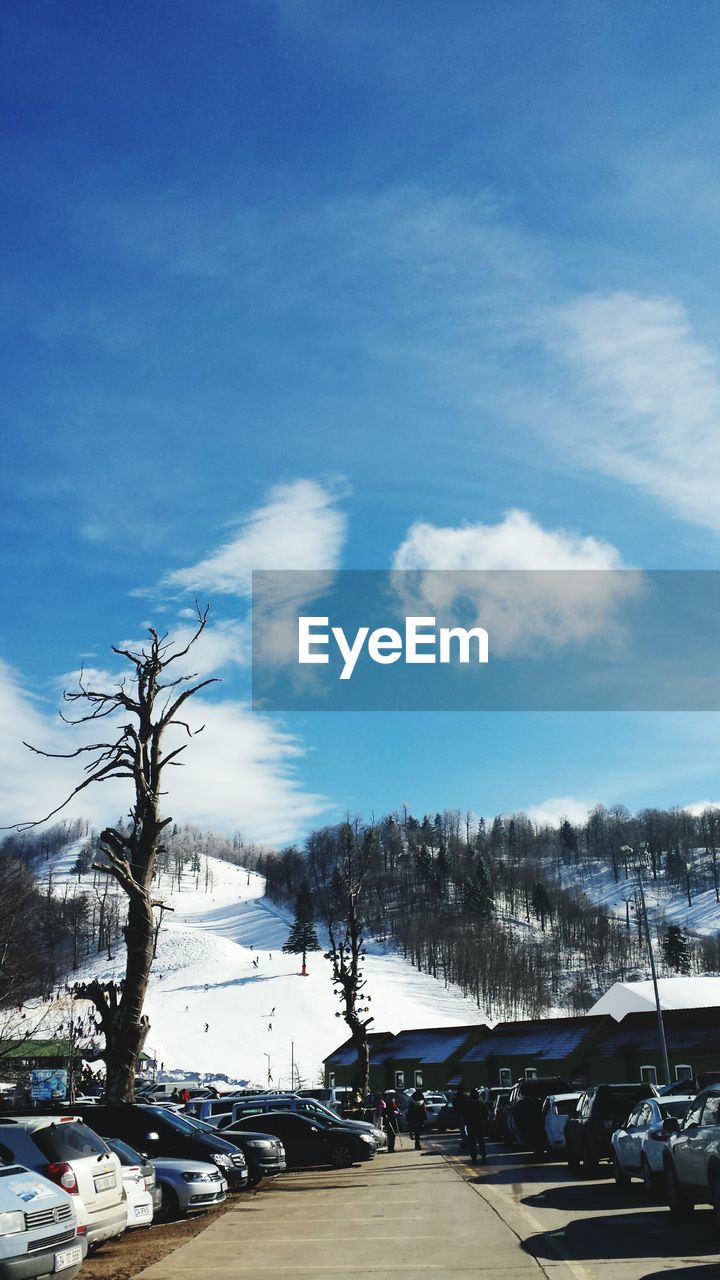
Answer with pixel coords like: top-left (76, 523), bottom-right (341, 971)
top-left (621, 844), bottom-right (671, 1086)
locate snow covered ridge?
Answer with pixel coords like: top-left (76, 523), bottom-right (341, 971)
top-left (39, 846), bottom-right (488, 1085)
top-left (590, 976), bottom-right (720, 1020)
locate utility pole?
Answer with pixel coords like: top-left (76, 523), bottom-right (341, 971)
top-left (291, 1041), bottom-right (294, 1090)
top-left (622, 845), bottom-right (671, 1086)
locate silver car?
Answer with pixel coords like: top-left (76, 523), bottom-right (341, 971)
top-left (151, 1157), bottom-right (227, 1218)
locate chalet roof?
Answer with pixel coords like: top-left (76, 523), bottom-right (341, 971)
top-left (324, 1031), bottom-right (397, 1067)
top-left (387, 1025), bottom-right (485, 1064)
top-left (590, 977), bottom-right (720, 1021)
top-left (460, 1016), bottom-right (605, 1064)
top-left (0, 1039), bottom-right (71, 1061)
top-left (592, 1006), bottom-right (720, 1058)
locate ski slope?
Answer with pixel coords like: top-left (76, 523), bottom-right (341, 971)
top-left (48, 849), bottom-right (488, 1088)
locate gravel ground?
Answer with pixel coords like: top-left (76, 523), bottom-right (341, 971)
top-left (78, 1192), bottom-right (250, 1280)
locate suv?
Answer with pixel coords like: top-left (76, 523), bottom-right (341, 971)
top-left (506, 1079), bottom-right (571, 1155)
top-left (0, 1117), bottom-right (126, 1250)
top-left (72, 1104), bottom-right (248, 1190)
top-left (227, 1094), bottom-right (387, 1151)
top-left (565, 1084), bottom-right (651, 1174)
top-left (0, 1160), bottom-right (86, 1280)
top-left (663, 1085), bottom-right (720, 1224)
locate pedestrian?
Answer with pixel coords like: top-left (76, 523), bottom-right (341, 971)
top-left (373, 1093), bottom-right (387, 1126)
top-left (170, 1088), bottom-right (179, 1102)
top-left (384, 1097), bottom-right (400, 1152)
top-left (180, 1087), bottom-right (191, 1104)
top-left (454, 1083), bottom-right (470, 1153)
top-left (407, 1089), bottom-right (427, 1151)
top-left (466, 1088), bottom-right (488, 1164)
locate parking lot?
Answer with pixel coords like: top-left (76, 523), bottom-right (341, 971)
top-left (118, 1134), bottom-right (720, 1280)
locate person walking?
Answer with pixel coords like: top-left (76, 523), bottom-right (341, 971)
top-left (466, 1087), bottom-right (488, 1164)
top-left (407, 1089), bottom-right (427, 1151)
top-left (384, 1097), bottom-right (400, 1152)
top-left (454, 1083), bottom-right (470, 1153)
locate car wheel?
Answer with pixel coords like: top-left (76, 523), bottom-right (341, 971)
top-left (641, 1156), bottom-right (658, 1198)
top-left (567, 1144), bottom-right (581, 1174)
top-left (246, 1171), bottom-right (263, 1189)
top-left (581, 1140), bottom-right (599, 1177)
top-left (612, 1152), bottom-right (630, 1188)
top-left (665, 1162), bottom-right (694, 1218)
top-left (331, 1144), bottom-right (354, 1169)
top-left (437, 1121), bottom-right (446, 1133)
top-left (159, 1183), bottom-right (180, 1221)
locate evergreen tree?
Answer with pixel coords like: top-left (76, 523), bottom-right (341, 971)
top-left (531, 881), bottom-right (552, 932)
top-left (282, 879), bottom-right (321, 975)
top-left (661, 924), bottom-right (691, 975)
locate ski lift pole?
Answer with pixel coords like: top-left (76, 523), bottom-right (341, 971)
top-left (623, 845), bottom-right (671, 1086)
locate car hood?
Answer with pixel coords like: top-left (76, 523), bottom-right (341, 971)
top-left (151, 1157), bottom-right (224, 1175)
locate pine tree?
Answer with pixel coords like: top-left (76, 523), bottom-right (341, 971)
top-left (661, 924), bottom-right (691, 975)
top-left (282, 879), bottom-right (321, 976)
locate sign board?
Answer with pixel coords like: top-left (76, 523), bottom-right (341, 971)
top-left (30, 1069), bottom-right (68, 1101)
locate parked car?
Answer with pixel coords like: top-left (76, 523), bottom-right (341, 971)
top-left (72, 1104), bottom-right (248, 1190)
top-left (178, 1113), bottom-right (286, 1187)
top-left (435, 1099), bottom-right (459, 1133)
top-left (611, 1095), bottom-right (693, 1194)
top-left (0, 1159), bottom-right (86, 1280)
top-left (422, 1094), bottom-right (450, 1130)
top-left (294, 1088), bottom-right (354, 1115)
top-left (565, 1084), bottom-right (652, 1175)
top-left (104, 1138), bottom-right (159, 1226)
top-left (151, 1158), bottom-right (227, 1218)
top-left (487, 1090), bottom-right (513, 1142)
top-left (663, 1085), bottom-right (720, 1224)
top-left (225, 1094), bottom-right (387, 1151)
top-left (224, 1110), bottom-right (376, 1169)
top-left (506, 1079), bottom-right (571, 1154)
top-left (183, 1097), bottom-right (240, 1125)
top-left (542, 1093), bottom-right (583, 1154)
top-left (0, 1116), bottom-right (126, 1250)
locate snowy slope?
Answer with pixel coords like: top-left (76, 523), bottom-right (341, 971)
top-left (47, 848), bottom-right (488, 1088)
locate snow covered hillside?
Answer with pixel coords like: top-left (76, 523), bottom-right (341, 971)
top-left (49, 849), bottom-right (487, 1087)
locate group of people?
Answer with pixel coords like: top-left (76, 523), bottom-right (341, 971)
top-left (371, 1084), bottom-right (489, 1162)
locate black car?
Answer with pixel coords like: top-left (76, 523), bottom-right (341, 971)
top-left (72, 1104), bottom-right (248, 1190)
top-left (179, 1113), bottom-right (286, 1187)
top-left (225, 1110), bottom-right (376, 1169)
top-left (506, 1078), bottom-right (571, 1155)
top-left (565, 1084), bottom-right (651, 1175)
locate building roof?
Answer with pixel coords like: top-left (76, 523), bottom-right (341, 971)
top-left (324, 1031), bottom-right (397, 1067)
top-left (460, 1016), bottom-right (605, 1064)
top-left (592, 1006), bottom-right (720, 1058)
top-left (386, 1025), bottom-right (486, 1063)
top-left (589, 976), bottom-right (720, 1021)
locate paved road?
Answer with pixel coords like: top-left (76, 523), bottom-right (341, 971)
top-left (134, 1134), bottom-right (720, 1280)
top-left (443, 1135), bottom-right (720, 1280)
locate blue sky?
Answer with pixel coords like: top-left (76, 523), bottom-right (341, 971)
top-left (3, 0), bottom-right (720, 843)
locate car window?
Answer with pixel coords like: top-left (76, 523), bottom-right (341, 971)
top-left (32, 1121), bottom-right (108, 1161)
top-left (684, 1098), bottom-right (705, 1127)
top-left (701, 1095), bottom-right (720, 1127)
top-left (107, 1138), bottom-right (143, 1165)
top-left (661, 1100), bottom-right (692, 1121)
top-left (636, 1103), bottom-right (653, 1127)
top-left (626, 1106), bottom-right (642, 1127)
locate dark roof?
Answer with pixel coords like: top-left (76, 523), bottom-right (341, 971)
top-left (324, 1031), bottom-right (396, 1067)
top-left (389, 1025), bottom-right (486, 1064)
top-left (593, 1006), bottom-right (720, 1058)
top-left (461, 1016), bottom-right (605, 1064)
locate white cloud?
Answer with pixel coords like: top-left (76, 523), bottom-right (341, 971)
top-left (0, 659), bottom-right (327, 846)
top-left (552, 291), bottom-right (720, 532)
top-left (161, 479), bottom-right (347, 596)
top-left (392, 509), bottom-right (641, 655)
top-left (525, 796), bottom-right (595, 828)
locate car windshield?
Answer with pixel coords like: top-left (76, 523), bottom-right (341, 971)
top-left (554, 1099), bottom-right (579, 1116)
top-left (593, 1089), bottom-right (648, 1121)
top-left (107, 1138), bottom-right (144, 1165)
top-left (145, 1106), bottom-right (205, 1135)
top-left (660, 1100), bottom-right (692, 1120)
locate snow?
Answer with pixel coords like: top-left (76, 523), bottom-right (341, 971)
top-left (589, 976), bottom-right (720, 1021)
top-left (45, 847), bottom-right (488, 1088)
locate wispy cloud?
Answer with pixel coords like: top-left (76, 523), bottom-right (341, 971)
top-left (160, 479), bottom-right (347, 596)
top-left (547, 290), bottom-right (720, 532)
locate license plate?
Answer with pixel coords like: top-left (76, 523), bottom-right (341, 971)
top-left (134, 1203), bottom-right (151, 1217)
top-left (55, 1244), bottom-right (83, 1271)
top-left (94, 1171), bottom-right (116, 1192)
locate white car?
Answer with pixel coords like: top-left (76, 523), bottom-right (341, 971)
top-left (542, 1093), bottom-right (583, 1152)
top-left (422, 1094), bottom-right (451, 1129)
top-left (0, 1160), bottom-right (86, 1279)
top-left (611, 1095), bottom-right (694, 1194)
top-left (104, 1139), bottom-right (155, 1228)
top-left (0, 1115), bottom-right (127, 1249)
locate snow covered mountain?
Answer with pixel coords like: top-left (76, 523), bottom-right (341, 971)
top-left (48, 848), bottom-right (487, 1087)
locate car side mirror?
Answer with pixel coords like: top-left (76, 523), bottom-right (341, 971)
top-left (145, 1132), bottom-right (160, 1142)
top-left (663, 1117), bottom-right (681, 1134)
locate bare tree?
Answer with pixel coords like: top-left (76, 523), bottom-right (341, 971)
top-left (19, 604), bottom-right (217, 1102)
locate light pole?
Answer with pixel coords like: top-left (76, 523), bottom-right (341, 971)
top-left (264, 1053), bottom-right (272, 1087)
top-left (621, 844), bottom-right (671, 1087)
